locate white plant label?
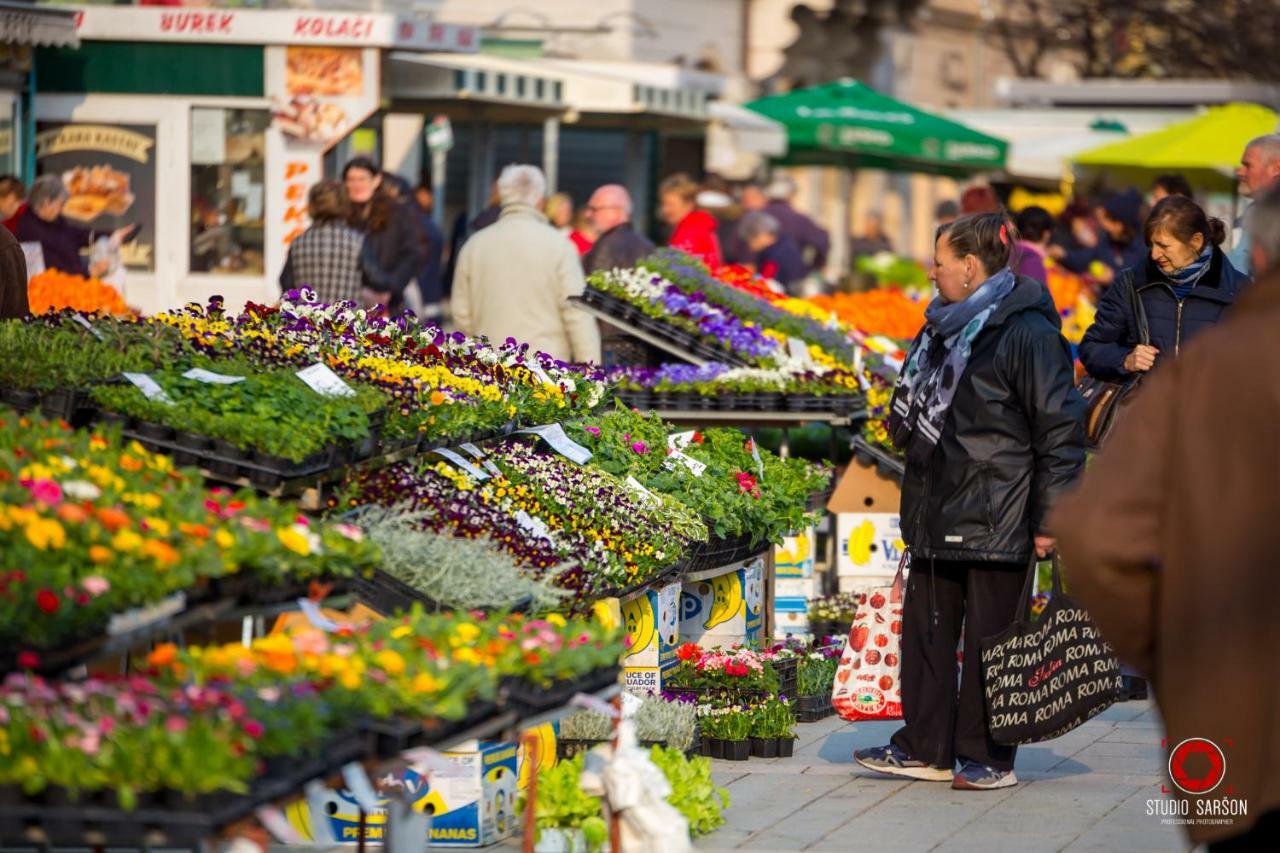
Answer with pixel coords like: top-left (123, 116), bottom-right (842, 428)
top-left (624, 475), bottom-right (661, 509)
top-left (122, 372), bottom-right (174, 405)
top-left (514, 510), bottom-right (554, 542)
top-left (434, 448), bottom-right (490, 481)
top-left (667, 430), bottom-right (696, 450)
top-left (517, 423), bottom-right (593, 464)
top-left (461, 442), bottom-right (502, 476)
top-left (664, 451), bottom-right (706, 477)
top-left (183, 367), bottom-right (245, 385)
top-left (72, 313), bottom-right (106, 341)
top-left (787, 337), bottom-right (814, 365)
top-left (296, 362), bottom-right (355, 398)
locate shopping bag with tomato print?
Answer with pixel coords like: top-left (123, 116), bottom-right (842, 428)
top-left (831, 553), bottom-right (906, 721)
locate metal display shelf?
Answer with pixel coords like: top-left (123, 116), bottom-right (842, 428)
top-left (653, 408), bottom-right (864, 428)
top-left (569, 297), bottom-right (710, 366)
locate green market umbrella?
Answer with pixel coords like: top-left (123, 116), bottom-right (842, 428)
top-left (745, 79), bottom-right (1008, 175)
top-left (1072, 103), bottom-right (1278, 190)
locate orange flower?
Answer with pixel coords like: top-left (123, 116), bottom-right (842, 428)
top-left (429, 390), bottom-right (446, 406)
top-left (809, 290), bottom-right (927, 339)
top-left (27, 269), bottom-right (130, 317)
top-left (88, 545), bottom-right (113, 564)
top-left (56, 503), bottom-right (90, 524)
top-left (95, 507), bottom-right (131, 532)
top-left (142, 539), bottom-right (180, 567)
top-left (118, 454), bottom-right (143, 472)
top-left (148, 643), bottom-right (179, 668)
top-left (179, 522), bottom-right (210, 539)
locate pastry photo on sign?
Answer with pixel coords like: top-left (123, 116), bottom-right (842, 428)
top-left (271, 98), bottom-right (350, 144)
top-left (61, 165), bottom-right (135, 222)
top-left (285, 47), bottom-right (363, 97)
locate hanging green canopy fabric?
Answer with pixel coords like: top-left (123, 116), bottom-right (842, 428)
top-left (1073, 103), bottom-right (1277, 174)
top-left (744, 79), bottom-right (1008, 175)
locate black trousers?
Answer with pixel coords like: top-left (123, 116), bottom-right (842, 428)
top-left (1209, 810), bottom-right (1280, 852)
top-left (891, 558), bottom-right (1028, 771)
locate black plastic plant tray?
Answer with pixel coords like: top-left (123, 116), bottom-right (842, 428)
top-left (851, 436), bottom-right (906, 481)
top-left (360, 701), bottom-right (501, 759)
top-left (771, 657), bottom-right (799, 696)
top-left (500, 666), bottom-right (621, 718)
top-left (796, 695), bottom-right (836, 723)
top-left (350, 569), bottom-right (446, 617)
top-left (0, 732), bottom-right (366, 848)
top-left (0, 596), bottom-right (235, 679)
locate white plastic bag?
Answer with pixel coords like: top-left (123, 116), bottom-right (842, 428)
top-left (578, 721), bottom-right (692, 853)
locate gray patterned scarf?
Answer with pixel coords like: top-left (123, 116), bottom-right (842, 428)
top-left (889, 268), bottom-right (1017, 464)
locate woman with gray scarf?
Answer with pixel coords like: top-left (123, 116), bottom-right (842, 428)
top-left (855, 213), bottom-right (1087, 791)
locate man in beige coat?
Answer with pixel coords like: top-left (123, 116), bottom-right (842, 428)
top-left (1051, 185), bottom-right (1280, 849)
top-left (452, 164), bottom-right (601, 363)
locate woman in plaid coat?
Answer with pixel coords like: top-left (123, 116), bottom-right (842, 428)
top-left (279, 180), bottom-right (364, 305)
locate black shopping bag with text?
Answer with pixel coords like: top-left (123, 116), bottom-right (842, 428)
top-left (980, 555), bottom-right (1122, 745)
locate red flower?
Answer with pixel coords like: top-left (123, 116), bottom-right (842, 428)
top-left (735, 472), bottom-right (758, 495)
top-left (243, 719), bottom-right (265, 739)
top-left (16, 651), bottom-right (38, 669)
top-left (35, 589), bottom-right (60, 614)
top-left (691, 432), bottom-right (704, 444)
top-left (725, 662), bottom-right (750, 677)
top-left (676, 642), bottom-right (701, 662)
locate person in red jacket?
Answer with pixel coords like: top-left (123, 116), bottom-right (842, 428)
top-left (659, 173), bottom-right (722, 267)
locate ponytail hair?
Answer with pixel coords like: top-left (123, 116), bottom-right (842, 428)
top-left (937, 212), bottom-right (1017, 277)
top-left (1144, 195), bottom-right (1226, 249)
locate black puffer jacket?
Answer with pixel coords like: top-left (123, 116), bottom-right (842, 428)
top-left (1079, 247), bottom-right (1248, 381)
top-left (900, 276), bottom-right (1088, 562)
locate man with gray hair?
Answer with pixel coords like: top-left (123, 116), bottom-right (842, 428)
top-left (740, 211), bottom-right (807, 293)
top-left (1247, 182), bottom-right (1280, 277)
top-left (452, 164), bottom-right (601, 363)
top-left (763, 175), bottom-right (830, 274)
top-left (581, 184), bottom-right (654, 274)
top-left (1229, 133), bottom-right (1280, 274)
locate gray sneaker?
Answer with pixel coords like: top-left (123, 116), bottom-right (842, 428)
top-left (854, 745), bottom-right (953, 782)
top-left (951, 761), bottom-right (1018, 790)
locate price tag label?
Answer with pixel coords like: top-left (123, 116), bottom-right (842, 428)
top-left (667, 430), bottom-right (696, 450)
top-left (514, 510), bottom-right (554, 542)
top-left (853, 347), bottom-right (871, 390)
top-left (747, 439), bottom-right (765, 480)
top-left (183, 367), bottom-right (245, 385)
top-left (461, 442), bottom-right (502, 476)
top-left (297, 362), bottom-right (355, 398)
top-left (526, 359), bottom-right (558, 388)
top-left (72, 313), bottom-right (106, 341)
top-left (624, 475), bottom-right (661, 509)
top-left (517, 423), bottom-right (593, 464)
top-left (433, 447), bottom-right (490, 481)
top-left (787, 337), bottom-right (813, 365)
top-left (664, 451), bottom-right (706, 477)
top-left (122, 372), bottom-right (174, 405)
top-left (297, 598), bottom-right (341, 633)
top-left (342, 762), bottom-right (381, 812)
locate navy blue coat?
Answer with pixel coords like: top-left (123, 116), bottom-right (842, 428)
top-left (1079, 247), bottom-right (1248, 381)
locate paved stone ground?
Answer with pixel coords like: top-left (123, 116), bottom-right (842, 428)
top-left (698, 700), bottom-right (1192, 853)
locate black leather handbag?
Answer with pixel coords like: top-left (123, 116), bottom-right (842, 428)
top-left (1077, 274), bottom-right (1149, 449)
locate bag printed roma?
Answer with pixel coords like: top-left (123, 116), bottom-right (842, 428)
top-left (832, 556), bottom-right (906, 721)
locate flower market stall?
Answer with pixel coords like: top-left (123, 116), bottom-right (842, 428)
top-left (0, 288), bottom-right (838, 850)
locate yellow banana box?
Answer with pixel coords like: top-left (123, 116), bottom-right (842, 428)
top-left (835, 513), bottom-right (904, 580)
top-left (620, 580), bottom-right (682, 695)
top-left (679, 558), bottom-right (764, 647)
top-left (774, 527), bottom-right (816, 579)
top-left (283, 733), bottom-right (553, 847)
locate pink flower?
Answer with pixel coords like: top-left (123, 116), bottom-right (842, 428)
top-left (28, 479), bottom-right (63, 507)
top-left (243, 719), bottom-right (265, 739)
top-left (99, 716), bottom-right (116, 736)
top-left (81, 576), bottom-right (110, 597)
top-left (631, 441), bottom-right (648, 455)
top-left (334, 523), bottom-right (364, 541)
top-left (165, 716), bottom-right (188, 734)
top-left (80, 730), bottom-right (101, 756)
top-left (584, 426), bottom-right (600, 436)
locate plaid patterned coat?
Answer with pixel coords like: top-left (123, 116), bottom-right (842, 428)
top-left (279, 220), bottom-right (364, 304)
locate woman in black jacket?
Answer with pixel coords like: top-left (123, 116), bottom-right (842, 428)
top-left (855, 213), bottom-right (1087, 791)
top-left (1080, 196), bottom-right (1247, 381)
top-left (343, 157), bottom-right (425, 313)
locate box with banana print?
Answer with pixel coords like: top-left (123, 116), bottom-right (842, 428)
top-left (620, 580), bottom-right (682, 695)
top-left (828, 458), bottom-right (905, 584)
top-left (679, 558), bottom-right (764, 648)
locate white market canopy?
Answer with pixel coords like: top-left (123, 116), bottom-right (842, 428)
top-left (946, 107), bottom-right (1195, 182)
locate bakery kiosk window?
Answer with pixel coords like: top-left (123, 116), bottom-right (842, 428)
top-left (190, 108), bottom-right (269, 275)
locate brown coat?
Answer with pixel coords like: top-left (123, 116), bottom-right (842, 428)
top-left (1050, 273), bottom-right (1280, 844)
top-left (0, 224), bottom-right (29, 320)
